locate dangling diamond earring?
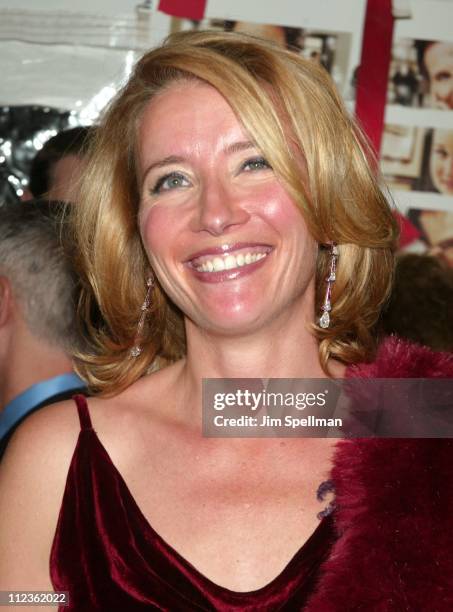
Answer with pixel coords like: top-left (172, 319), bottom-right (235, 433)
top-left (319, 243), bottom-right (338, 329)
top-left (130, 275), bottom-right (154, 358)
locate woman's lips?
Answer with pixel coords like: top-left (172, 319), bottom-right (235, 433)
top-left (186, 244), bottom-right (273, 282)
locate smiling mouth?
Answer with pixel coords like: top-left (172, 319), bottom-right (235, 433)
top-left (188, 245), bottom-right (273, 274)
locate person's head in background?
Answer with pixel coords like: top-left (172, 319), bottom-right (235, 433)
top-left (24, 126), bottom-right (94, 202)
top-left (418, 128), bottom-right (453, 195)
top-left (382, 253), bottom-right (453, 351)
top-left (0, 200), bottom-right (81, 407)
top-left (430, 129), bottom-right (453, 195)
top-left (423, 41), bottom-right (453, 109)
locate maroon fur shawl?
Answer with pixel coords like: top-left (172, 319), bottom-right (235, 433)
top-left (305, 337), bottom-right (453, 611)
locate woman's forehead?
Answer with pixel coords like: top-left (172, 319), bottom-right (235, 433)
top-left (137, 81), bottom-right (256, 162)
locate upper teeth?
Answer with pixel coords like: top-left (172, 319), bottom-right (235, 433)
top-left (196, 252), bottom-right (267, 272)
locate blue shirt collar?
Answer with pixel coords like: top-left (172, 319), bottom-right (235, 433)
top-left (0, 373), bottom-right (84, 440)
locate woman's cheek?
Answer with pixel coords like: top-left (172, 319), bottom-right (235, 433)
top-left (251, 181), bottom-right (299, 221)
top-left (140, 203), bottom-right (176, 256)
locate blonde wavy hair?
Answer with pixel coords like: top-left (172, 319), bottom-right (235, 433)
top-left (72, 30), bottom-right (398, 394)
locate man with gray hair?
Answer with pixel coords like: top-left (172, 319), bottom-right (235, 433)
top-left (0, 200), bottom-right (85, 458)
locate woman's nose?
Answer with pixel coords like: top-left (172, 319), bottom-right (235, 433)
top-left (190, 179), bottom-right (250, 236)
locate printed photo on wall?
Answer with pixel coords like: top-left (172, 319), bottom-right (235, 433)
top-left (381, 123), bottom-right (453, 266)
top-left (382, 125), bottom-right (453, 195)
top-left (388, 37), bottom-right (453, 110)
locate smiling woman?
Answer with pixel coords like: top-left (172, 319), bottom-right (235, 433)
top-left (71, 30), bottom-right (396, 393)
top-left (1, 30), bottom-right (452, 612)
top-left (138, 81), bottom-right (319, 339)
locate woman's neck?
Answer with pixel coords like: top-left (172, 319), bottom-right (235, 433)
top-left (184, 321), bottom-right (326, 381)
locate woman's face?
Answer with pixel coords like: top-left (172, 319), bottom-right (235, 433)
top-left (424, 42), bottom-right (453, 109)
top-left (138, 81), bottom-right (317, 336)
top-left (430, 129), bottom-right (453, 195)
top-left (419, 210), bottom-right (453, 267)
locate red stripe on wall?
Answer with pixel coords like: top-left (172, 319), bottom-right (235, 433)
top-left (158, 0), bottom-right (207, 20)
top-left (355, 0), bottom-right (394, 154)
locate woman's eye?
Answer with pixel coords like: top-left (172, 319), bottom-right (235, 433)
top-left (151, 172), bottom-right (190, 194)
top-left (241, 157), bottom-right (272, 172)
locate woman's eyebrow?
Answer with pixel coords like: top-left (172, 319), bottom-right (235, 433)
top-left (223, 140), bottom-right (256, 155)
top-left (142, 155), bottom-right (186, 186)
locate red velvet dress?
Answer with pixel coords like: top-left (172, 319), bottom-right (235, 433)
top-left (50, 395), bottom-right (337, 611)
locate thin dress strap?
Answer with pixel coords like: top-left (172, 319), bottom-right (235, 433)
top-left (73, 394), bottom-right (93, 431)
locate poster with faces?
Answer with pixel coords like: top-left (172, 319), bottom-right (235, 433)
top-left (382, 0), bottom-right (453, 267)
top-left (166, 0), bottom-right (367, 106)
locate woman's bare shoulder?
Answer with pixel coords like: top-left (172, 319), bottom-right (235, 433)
top-left (0, 391), bottom-right (129, 481)
top-left (1, 399), bottom-right (81, 479)
top-left (0, 399), bottom-right (84, 590)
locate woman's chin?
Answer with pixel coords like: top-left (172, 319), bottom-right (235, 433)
top-left (188, 304), bottom-right (271, 337)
